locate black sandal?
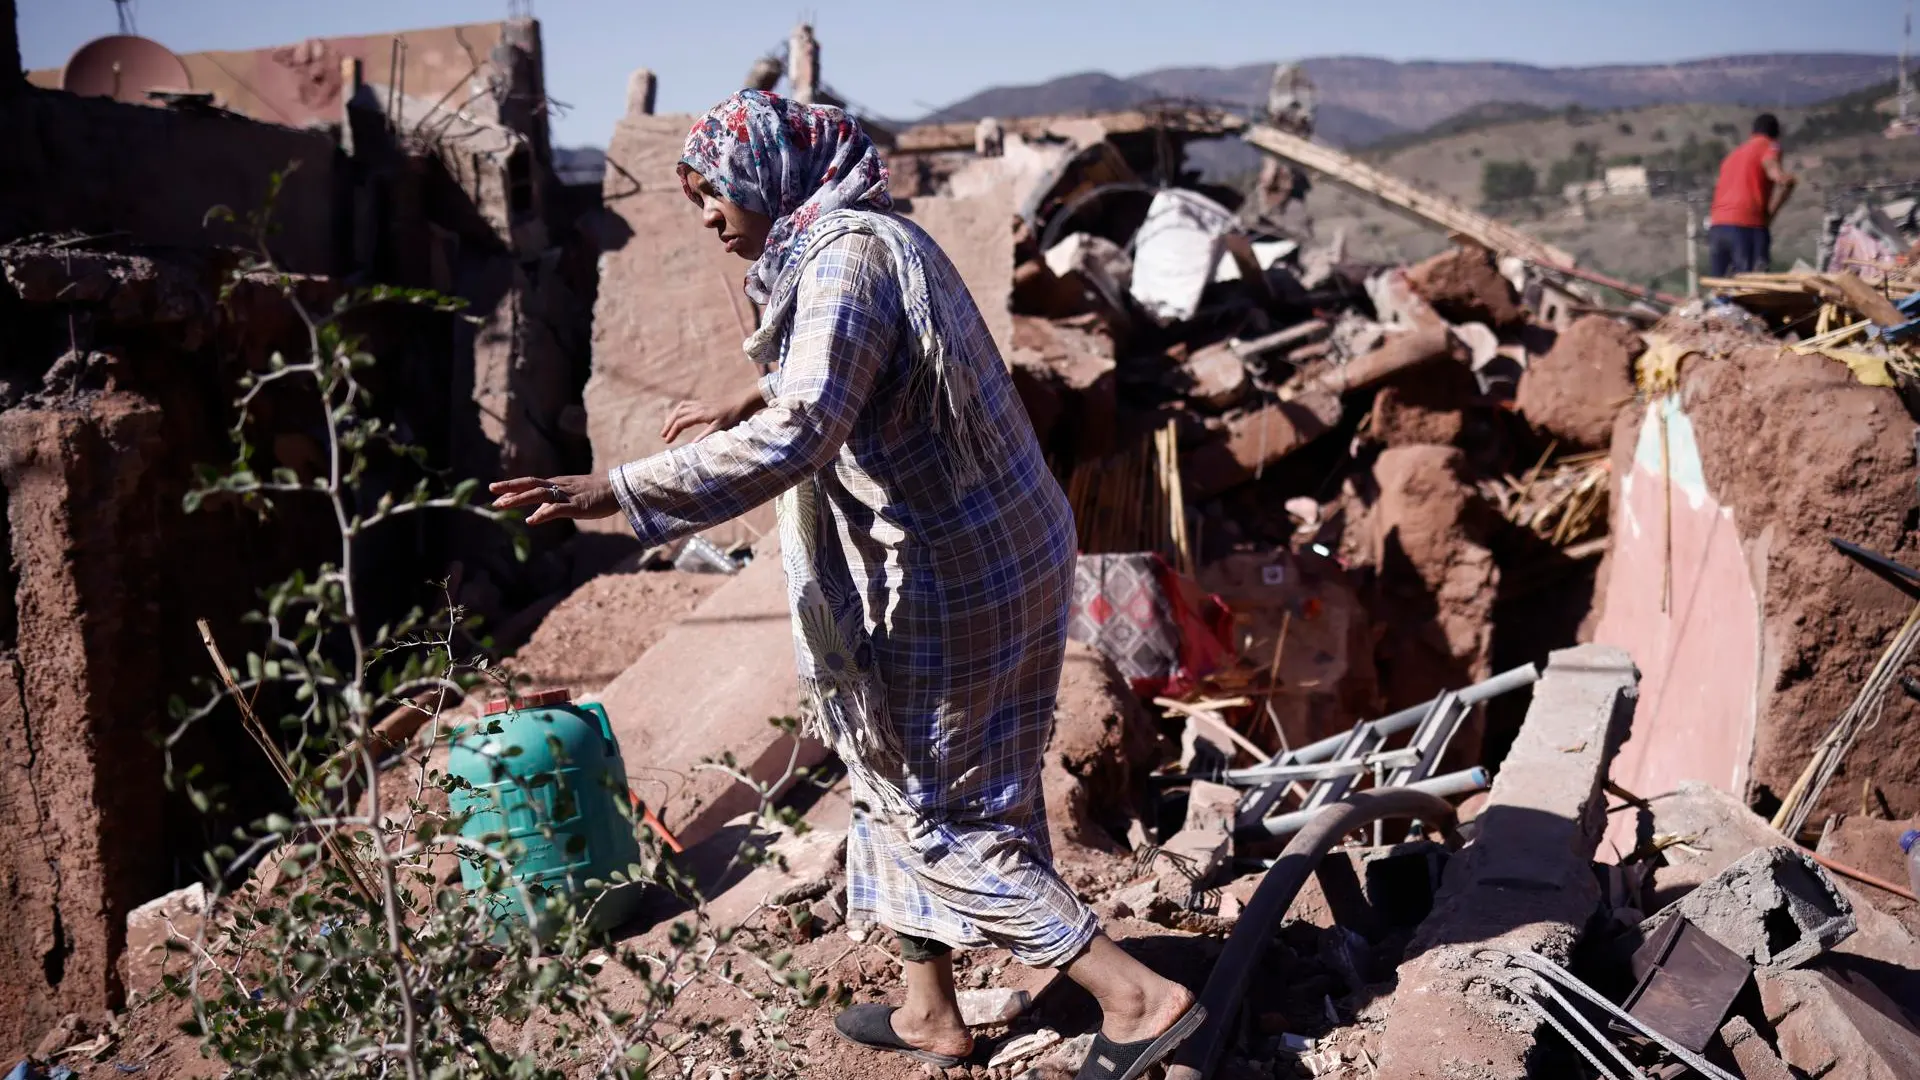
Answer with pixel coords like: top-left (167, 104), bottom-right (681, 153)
top-left (1073, 1002), bottom-right (1208, 1080)
top-left (831, 1003), bottom-right (967, 1068)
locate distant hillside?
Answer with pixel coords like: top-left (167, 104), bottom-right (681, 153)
top-left (1299, 94), bottom-right (1920, 296)
top-left (925, 53), bottom-right (1899, 148)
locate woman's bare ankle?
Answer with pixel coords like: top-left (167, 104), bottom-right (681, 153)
top-left (1100, 974), bottom-right (1192, 1044)
top-left (890, 1002), bottom-right (973, 1056)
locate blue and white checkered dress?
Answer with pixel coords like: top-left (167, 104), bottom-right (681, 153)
top-left (609, 217), bottom-right (1098, 967)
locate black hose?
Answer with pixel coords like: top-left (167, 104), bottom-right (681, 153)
top-left (1164, 788), bottom-right (1460, 1080)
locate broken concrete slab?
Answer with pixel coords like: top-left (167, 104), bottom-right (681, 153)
top-left (1760, 960), bottom-right (1920, 1079)
top-left (120, 882), bottom-right (209, 999)
top-left (1180, 341), bottom-right (1252, 410)
top-left (1155, 779), bottom-right (1239, 897)
top-left (1642, 846), bottom-right (1855, 970)
top-left (693, 817), bottom-right (846, 932)
top-left (1181, 393), bottom-right (1343, 499)
top-left (956, 987), bottom-right (1030, 1027)
top-left (1372, 644), bottom-right (1637, 1080)
top-left (1720, 1016), bottom-right (1794, 1080)
top-left (763, 827), bottom-right (849, 908)
top-left (583, 548), bottom-right (823, 848)
top-left (1009, 315), bottom-right (1118, 461)
top-left (989, 1027), bottom-right (1063, 1069)
top-left (1635, 781), bottom-right (1920, 995)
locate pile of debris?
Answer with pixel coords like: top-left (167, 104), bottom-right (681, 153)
top-left (26, 11), bottom-right (1920, 1074)
top-left (1702, 265), bottom-right (1920, 390)
top-left (911, 95), bottom-right (1660, 783)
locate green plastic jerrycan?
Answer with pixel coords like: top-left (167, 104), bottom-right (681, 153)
top-left (447, 689), bottom-right (644, 940)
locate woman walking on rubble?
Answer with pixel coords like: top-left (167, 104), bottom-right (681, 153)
top-left (491, 90), bottom-right (1202, 1079)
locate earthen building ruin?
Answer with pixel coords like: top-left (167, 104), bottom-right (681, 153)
top-left (4, 4), bottom-right (1919, 1075)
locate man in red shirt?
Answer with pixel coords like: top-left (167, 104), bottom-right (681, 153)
top-left (1708, 113), bottom-right (1796, 276)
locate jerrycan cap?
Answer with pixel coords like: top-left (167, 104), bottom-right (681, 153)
top-left (483, 687), bottom-right (573, 716)
top-left (1902, 829), bottom-right (1920, 855)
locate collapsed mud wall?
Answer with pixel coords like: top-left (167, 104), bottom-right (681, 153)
top-left (0, 396), bottom-right (169, 1055)
top-left (0, 248), bottom-right (354, 1053)
top-left (1594, 335), bottom-right (1920, 822)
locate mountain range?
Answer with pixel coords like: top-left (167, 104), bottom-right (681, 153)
top-left (923, 53), bottom-right (1902, 147)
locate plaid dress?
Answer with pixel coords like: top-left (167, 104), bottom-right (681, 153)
top-left (609, 220), bottom-right (1098, 967)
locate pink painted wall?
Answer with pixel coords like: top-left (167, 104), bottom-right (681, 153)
top-left (1594, 397), bottom-right (1762, 858)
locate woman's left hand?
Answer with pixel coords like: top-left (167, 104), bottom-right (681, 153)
top-left (489, 474), bottom-right (620, 526)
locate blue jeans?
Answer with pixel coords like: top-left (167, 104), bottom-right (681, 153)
top-left (1709, 225), bottom-right (1771, 276)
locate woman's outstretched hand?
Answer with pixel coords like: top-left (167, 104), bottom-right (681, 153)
top-left (489, 474), bottom-right (620, 526)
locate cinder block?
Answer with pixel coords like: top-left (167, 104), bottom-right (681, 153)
top-left (1643, 846), bottom-right (1854, 971)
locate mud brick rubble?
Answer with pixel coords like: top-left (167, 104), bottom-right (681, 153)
top-left (6, 9), bottom-right (1920, 1078)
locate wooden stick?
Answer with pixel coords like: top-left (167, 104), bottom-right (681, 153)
top-left (1265, 610), bottom-right (1293, 688)
top-left (196, 620), bottom-right (381, 909)
top-left (1508, 440), bottom-right (1559, 525)
top-left (1807, 849), bottom-right (1919, 902)
top-left (1158, 696), bottom-right (1255, 714)
top-left (1165, 422), bottom-right (1194, 576)
top-left (1658, 404), bottom-right (1673, 614)
top-left (1158, 703), bottom-right (1266, 762)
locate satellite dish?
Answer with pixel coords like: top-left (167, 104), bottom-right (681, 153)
top-left (61, 35), bottom-right (192, 104)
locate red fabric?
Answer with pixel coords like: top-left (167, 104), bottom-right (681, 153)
top-left (1153, 560), bottom-right (1234, 698)
top-left (1709, 135), bottom-right (1780, 229)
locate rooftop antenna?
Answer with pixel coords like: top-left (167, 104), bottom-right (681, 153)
top-left (112, 0), bottom-right (136, 35)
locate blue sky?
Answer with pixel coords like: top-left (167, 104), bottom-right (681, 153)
top-left (16, 0), bottom-right (1907, 146)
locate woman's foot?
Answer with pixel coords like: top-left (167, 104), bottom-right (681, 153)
top-left (1097, 970), bottom-right (1195, 1044)
top-left (887, 1002), bottom-right (974, 1059)
top-left (1060, 934), bottom-right (1199, 1045)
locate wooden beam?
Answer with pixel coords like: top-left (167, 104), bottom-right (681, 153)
top-left (1819, 271), bottom-right (1907, 328)
top-left (1242, 123), bottom-right (1576, 270)
top-left (895, 106), bottom-right (1246, 155)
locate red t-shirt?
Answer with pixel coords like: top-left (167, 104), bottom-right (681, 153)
top-left (1710, 135), bottom-right (1780, 229)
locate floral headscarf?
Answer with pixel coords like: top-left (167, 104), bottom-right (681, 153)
top-left (678, 90), bottom-right (892, 304)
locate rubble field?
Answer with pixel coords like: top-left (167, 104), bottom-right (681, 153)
top-left (6, 9), bottom-right (1920, 1079)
